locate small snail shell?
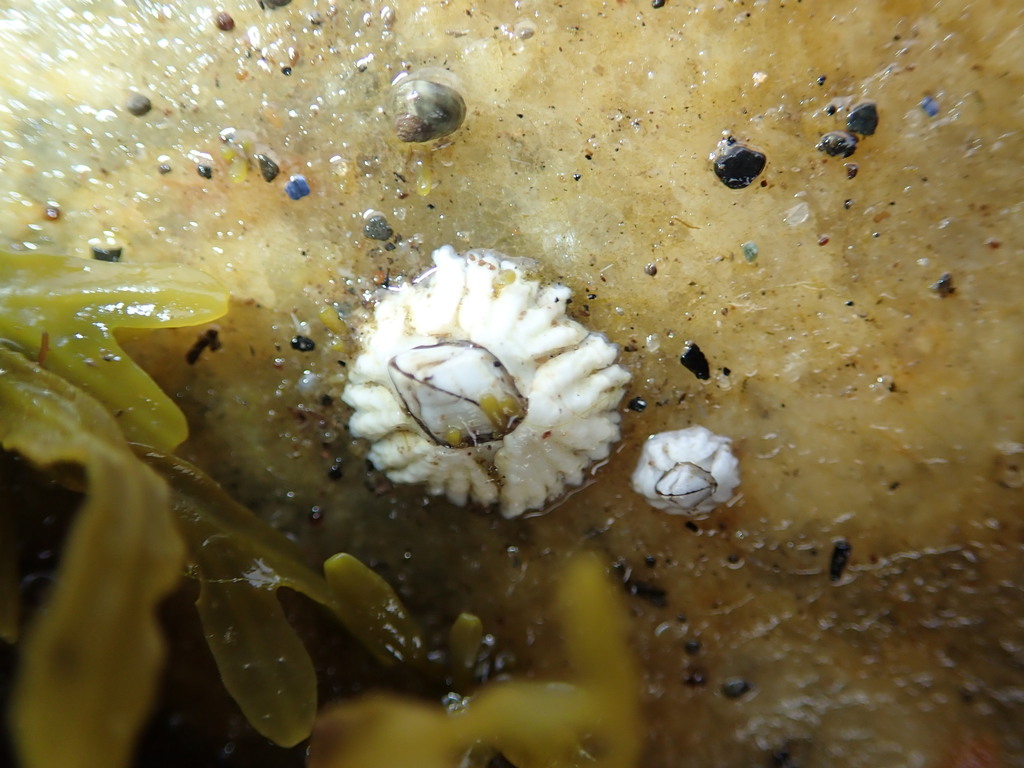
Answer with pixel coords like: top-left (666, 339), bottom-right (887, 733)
top-left (389, 70), bottom-right (466, 143)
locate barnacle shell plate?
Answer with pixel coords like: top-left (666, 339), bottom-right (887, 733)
top-left (387, 340), bottom-right (526, 449)
top-left (343, 245), bottom-right (630, 517)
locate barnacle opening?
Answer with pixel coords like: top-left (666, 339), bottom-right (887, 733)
top-left (387, 340), bottom-right (527, 449)
top-left (654, 461), bottom-right (717, 507)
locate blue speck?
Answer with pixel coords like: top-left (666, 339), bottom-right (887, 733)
top-left (285, 175), bottom-right (310, 200)
top-left (920, 96), bottom-right (939, 117)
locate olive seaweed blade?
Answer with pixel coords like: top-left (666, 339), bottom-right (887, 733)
top-left (0, 347), bottom-right (185, 768)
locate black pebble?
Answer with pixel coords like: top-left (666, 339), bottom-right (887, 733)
top-left (652, 0), bottom-right (666, 6)
top-left (931, 272), bottom-right (955, 297)
top-left (680, 341), bottom-right (710, 380)
top-left (327, 460), bottom-right (344, 480)
top-left (363, 214), bottom-right (394, 241)
top-left (158, 163), bottom-right (172, 174)
top-left (197, 164), bottom-right (213, 179)
top-left (125, 92), bottom-right (152, 116)
top-left (817, 131), bottom-right (858, 158)
top-left (721, 679), bottom-right (752, 699)
top-left (91, 246), bottom-right (122, 262)
top-left (846, 101), bottom-right (879, 135)
top-left (627, 397), bottom-right (648, 412)
top-left (713, 141), bottom-right (767, 189)
top-left (291, 335), bottom-right (316, 351)
top-left (254, 153), bottom-right (280, 182)
top-left (261, 0), bottom-right (292, 7)
top-left (829, 539), bottom-right (852, 582)
top-left (644, 263), bottom-right (657, 276)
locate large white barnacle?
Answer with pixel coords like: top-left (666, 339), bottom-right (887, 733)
top-left (632, 426), bottom-right (740, 516)
top-left (342, 245), bottom-right (631, 518)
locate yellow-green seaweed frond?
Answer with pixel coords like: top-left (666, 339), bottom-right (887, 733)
top-left (0, 250), bottom-right (228, 451)
top-left (1, 347), bottom-right (185, 768)
top-left (307, 555), bottom-right (641, 768)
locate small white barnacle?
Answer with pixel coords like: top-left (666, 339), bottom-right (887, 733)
top-left (342, 245), bottom-right (631, 517)
top-left (632, 426), bottom-right (740, 516)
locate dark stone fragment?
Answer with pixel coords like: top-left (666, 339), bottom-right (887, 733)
top-left (684, 639), bottom-right (701, 654)
top-left (846, 163), bottom-right (859, 179)
top-left (185, 328), bottom-right (222, 365)
top-left (772, 747), bottom-right (798, 767)
top-left (327, 460), bottom-right (344, 480)
top-left (817, 74), bottom-right (827, 85)
top-left (626, 578), bottom-right (667, 607)
top-left (846, 101), bottom-right (879, 135)
top-left (281, 66), bottom-right (292, 76)
top-left (158, 163), bottom-right (171, 174)
top-left (91, 246), bottom-right (122, 262)
top-left (721, 678), bottom-right (752, 699)
top-left (215, 11), bottom-right (234, 30)
top-left (627, 396), bottom-right (648, 412)
top-left (921, 95), bottom-right (940, 117)
top-left (684, 669), bottom-right (707, 687)
top-left (254, 153), bottom-right (280, 182)
top-left (261, 0), bottom-right (291, 7)
top-left (612, 560), bottom-right (667, 607)
top-left (817, 130), bottom-right (858, 158)
top-left (488, 754), bottom-right (519, 768)
top-left (652, 0), bottom-right (666, 7)
top-left (125, 92), bottom-right (152, 116)
top-left (644, 262), bottom-right (657, 276)
top-left (680, 341), bottom-right (710, 380)
top-left (291, 335), bottom-right (316, 352)
top-left (363, 214), bottom-right (394, 241)
top-left (197, 164), bottom-right (213, 179)
top-left (713, 142), bottom-right (767, 189)
top-left (931, 272), bottom-right (955, 297)
top-left (829, 539), bottom-right (852, 582)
